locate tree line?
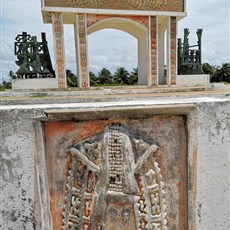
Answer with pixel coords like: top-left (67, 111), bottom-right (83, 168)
top-left (202, 63), bottom-right (230, 83)
top-left (67, 67), bottom-right (138, 87)
top-left (67, 63), bottom-right (230, 87)
top-left (1, 63), bottom-right (229, 90)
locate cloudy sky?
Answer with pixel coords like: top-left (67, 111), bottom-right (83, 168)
top-left (1, 0), bottom-right (229, 81)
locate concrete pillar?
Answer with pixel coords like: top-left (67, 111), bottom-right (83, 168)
top-left (158, 23), bottom-right (166, 85)
top-left (138, 31), bottom-right (149, 85)
top-left (149, 16), bottom-right (158, 85)
top-left (166, 17), bottom-right (171, 85)
top-left (52, 13), bottom-right (67, 88)
top-left (74, 13), bottom-right (89, 88)
top-left (166, 16), bottom-right (177, 85)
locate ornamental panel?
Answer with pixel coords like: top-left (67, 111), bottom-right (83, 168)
top-left (44, 116), bottom-right (187, 229)
top-left (44, 0), bottom-right (184, 12)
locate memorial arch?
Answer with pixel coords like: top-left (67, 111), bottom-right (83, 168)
top-left (88, 17), bottom-right (148, 85)
top-left (41, 0), bottom-right (186, 88)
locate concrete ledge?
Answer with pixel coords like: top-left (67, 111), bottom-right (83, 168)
top-left (176, 74), bottom-right (210, 86)
top-left (11, 78), bottom-right (58, 89)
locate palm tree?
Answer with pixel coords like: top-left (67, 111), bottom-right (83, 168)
top-left (202, 63), bottom-right (218, 82)
top-left (202, 63), bottom-right (215, 76)
top-left (66, 69), bottom-right (78, 87)
top-left (215, 63), bottom-right (230, 82)
top-left (89, 71), bottom-right (97, 86)
top-left (114, 67), bottom-right (130, 85)
top-left (0, 81), bottom-right (12, 89)
top-left (97, 68), bottom-right (112, 84)
top-left (129, 68), bottom-right (138, 85)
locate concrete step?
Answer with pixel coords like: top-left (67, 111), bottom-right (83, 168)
top-left (1, 85), bottom-right (229, 105)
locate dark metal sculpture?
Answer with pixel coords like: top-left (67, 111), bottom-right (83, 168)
top-left (14, 32), bottom-right (55, 78)
top-left (177, 28), bottom-right (203, 75)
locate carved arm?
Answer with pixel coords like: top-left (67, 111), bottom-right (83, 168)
top-left (134, 144), bottom-right (158, 173)
top-left (70, 148), bottom-right (100, 173)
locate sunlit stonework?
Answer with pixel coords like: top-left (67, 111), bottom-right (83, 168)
top-left (44, 0), bottom-right (184, 12)
top-left (65, 0), bottom-right (165, 8)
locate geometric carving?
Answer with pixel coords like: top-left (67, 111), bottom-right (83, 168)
top-left (44, 0), bottom-right (184, 12)
top-left (52, 12), bottom-right (66, 88)
top-left (170, 16), bottom-right (177, 85)
top-left (150, 16), bottom-right (158, 85)
top-left (87, 15), bottom-right (149, 29)
top-left (62, 124), bottom-right (167, 229)
top-left (76, 13), bottom-right (89, 88)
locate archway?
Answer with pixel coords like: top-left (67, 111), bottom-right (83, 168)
top-left (87, 18), bottom-right (150, 85)
top-left (88, 29), bottom-right (138, 86)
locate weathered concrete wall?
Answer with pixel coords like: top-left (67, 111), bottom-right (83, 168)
top-left (196, 102), bottom-right (230, 229)
top-left (11, 78), bottom-right (57, 89)
top-left (1, 97), bottom-right (229, 230)
top-left (0, 109), bottom-right (41, 230)
top-left (176, 74), bottom-right (210, 86)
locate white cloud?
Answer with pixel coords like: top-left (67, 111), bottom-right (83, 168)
top-left (1, 0), bottom-right (54, 80)
top-left (88, 29), bottom-right (137, 74)
top-left (178, 0), bottom-right (229, 65)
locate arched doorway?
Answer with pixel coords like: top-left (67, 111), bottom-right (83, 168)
top-left (88, 29), bottom-right (138, 86)
top-left (87, 18), bottom-right (149, 85)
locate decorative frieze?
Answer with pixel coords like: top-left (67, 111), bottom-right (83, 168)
top-left (62, 124), bottom-right (167, 229)
top-left (150, 16), bottom-right (158, 85)
top-left (44, 0), bottom-right (184, 12)
top-left (87, 15), bottom-right (148, 29)
top-left (75, 13), bottom-right (89, 88)
top-left (52, 13), bottom-right (66, 88)
top-left (170, 16), bottom-right (177, 85)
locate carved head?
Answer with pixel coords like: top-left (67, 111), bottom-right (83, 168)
top-left (121, 209), bottom-right (130, 222)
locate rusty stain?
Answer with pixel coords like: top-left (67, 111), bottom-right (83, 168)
top-left (191, 145), bottom-right (198, 230)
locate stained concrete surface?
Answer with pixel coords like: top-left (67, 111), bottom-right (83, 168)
top-left (1, 90), bottom-right (229, 230)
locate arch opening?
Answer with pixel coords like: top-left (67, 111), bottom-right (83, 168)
top-left (88, 29), bottom-right (138, 86)
top-left (87, 18), bottom-right (150, 86)
top-left (64, 24), bottom-right (78, 87)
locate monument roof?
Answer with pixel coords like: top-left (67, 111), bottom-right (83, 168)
top-left (43, 0), bottom-right (184, 12)
top-left (41, 0), bottom-right (186, 23)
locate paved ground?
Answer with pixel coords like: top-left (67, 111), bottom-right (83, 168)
top-left (1, 85), bottom-right (229, 105)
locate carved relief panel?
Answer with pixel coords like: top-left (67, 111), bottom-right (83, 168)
top-left (63, 124), bottom-right (167, 229)
top-left (87, 15), bottom-right (149, 29)
top-left (44, 116), bottom-right (187, 229)
top-left (44, 0), bottom-right (184, 12)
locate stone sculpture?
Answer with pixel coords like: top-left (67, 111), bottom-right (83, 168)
top-left (14, 32), bottom-right (55, 79)
top-left (177, 28), bottom-right (203, 74)
top-left (62, 124), bottom-right (167, 230)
